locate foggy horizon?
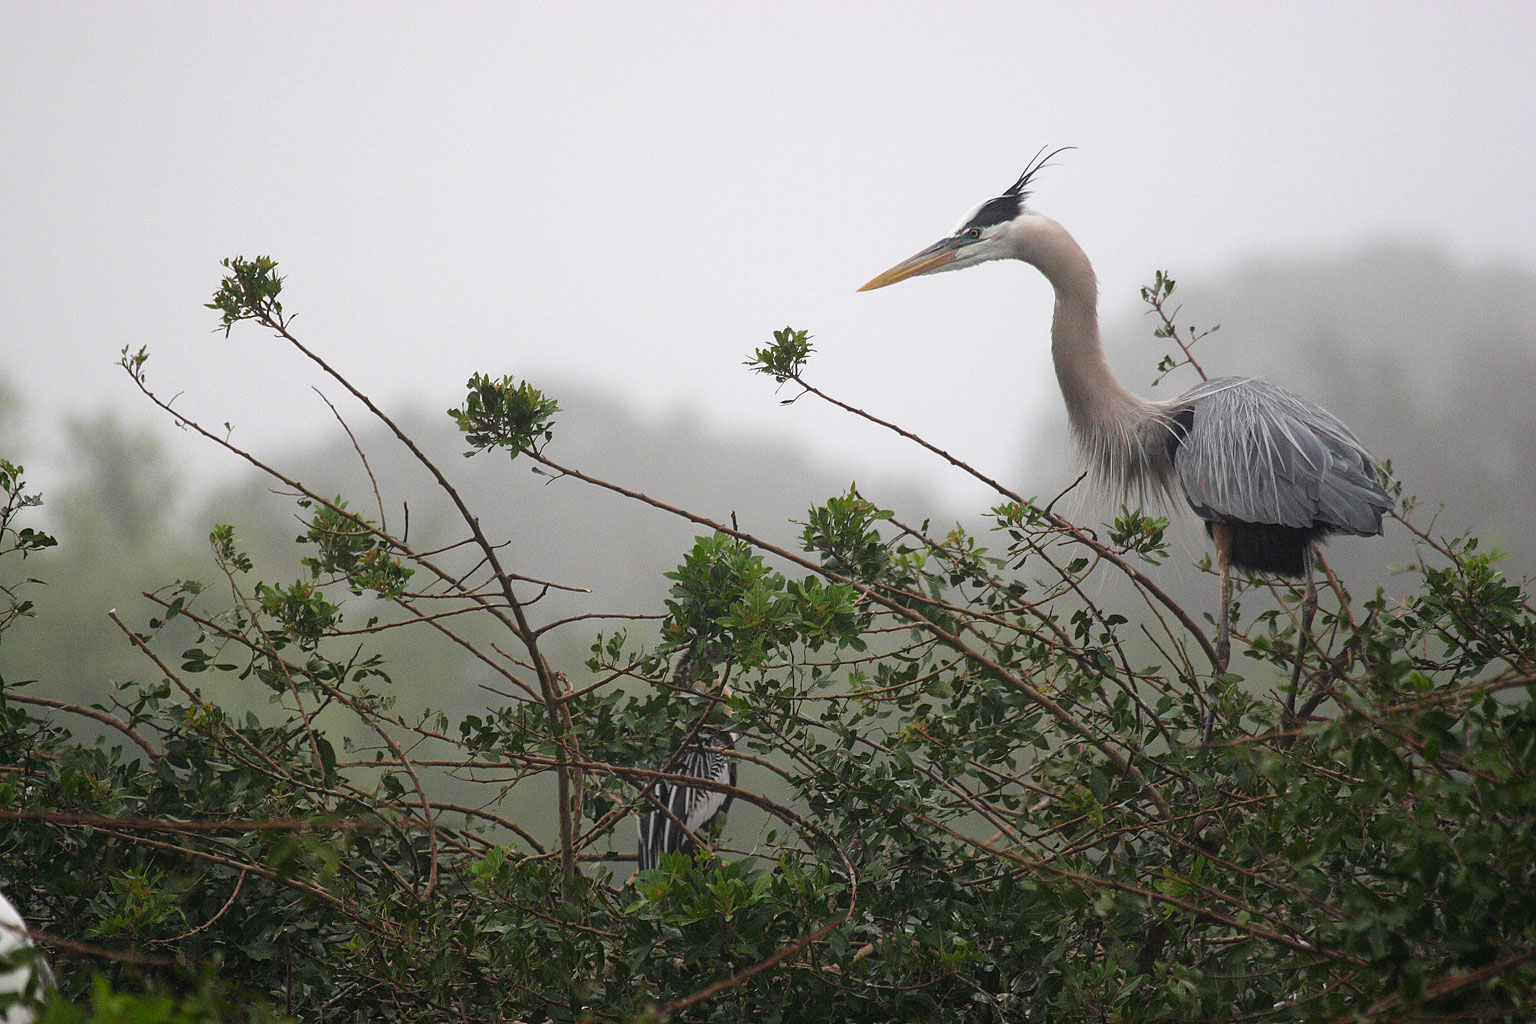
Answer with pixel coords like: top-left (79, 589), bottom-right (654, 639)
top-left (4, 3), bottom-right (1534, 508)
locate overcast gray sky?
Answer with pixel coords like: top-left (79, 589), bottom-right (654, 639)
top-left (5, 2), bottom-right (1533, 506)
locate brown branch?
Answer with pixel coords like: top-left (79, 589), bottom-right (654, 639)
top-left (313, 386), bottom-right (388, 532)
top-left (251, 316), bottom-right (584, 890)
top-left (153, 870), bottom-right (246, 944)
top-left (2, 691), bottom-right (162, 762)
top-left (0, 808), bottom-right (431, 834)
top-left (523, 449), bottom-right (1172, 818)
top-left (17, 925), bottom-right (184, 969)
top-left (654, 912), bottom-right (847, 1021)
top-left (124, 349), bottom-right (585, 890)
top-left (783, 371), bottom-right (1223, 673)
top-left (1350, 945), bottom-right (1536, 1022)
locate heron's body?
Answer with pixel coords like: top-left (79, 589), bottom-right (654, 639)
top-left (992, 211), bottom-right (1388, 578)
top-left (1164, 376), bottom-right (1388, 576)
top-left (636, 727), bottom-right (737, 872)
top-left (860, 151), bottom-right (1391, 663)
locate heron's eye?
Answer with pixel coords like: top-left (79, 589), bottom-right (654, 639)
top-left (965, 227), bottom-right (982, 240)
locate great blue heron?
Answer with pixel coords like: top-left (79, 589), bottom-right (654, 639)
top-left (858, 149), bottom-right (1391, 670)
top-left (0, 888), bottom-right (51, 1024)
top-left (635, 644), bottom-right (737, 873)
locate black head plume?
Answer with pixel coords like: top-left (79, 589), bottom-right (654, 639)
top-left (1002, 145), bottom-right (1075, 201)
top-left (952, 146), bottom-right (1075, 236)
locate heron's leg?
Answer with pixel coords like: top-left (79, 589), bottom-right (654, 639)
top-left (1216, 562), bottom-right (1232, 671)
top-left (1203, 523), bottom-right (1235, 743)
top-left (1202, 562), bottom-right (1232, 743)
top-left (1209, 524), bottom-right (1234, 672)
top-left (1285, 571), bottom-right (1318, 730)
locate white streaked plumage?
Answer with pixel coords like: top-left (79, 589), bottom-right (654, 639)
top-left (0, 888), bottom-right (51, 1024)
top-left (636, 727), bottom-right (737, 872)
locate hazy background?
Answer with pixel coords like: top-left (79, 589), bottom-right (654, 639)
top-left (4, 4), bottom-right (1535, 869)
top-left (4, 4), bottom-right (1535, 704)
top-left (4, 3), bottom-right (1534, 504)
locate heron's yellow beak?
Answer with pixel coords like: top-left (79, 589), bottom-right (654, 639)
top-left (857, 238), bottom-right (961, 292)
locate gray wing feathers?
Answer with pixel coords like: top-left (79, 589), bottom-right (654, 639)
top-left (1172, 377), bottom-right (1390, 536)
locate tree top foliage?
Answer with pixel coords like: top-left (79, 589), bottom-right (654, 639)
top-left (1, 257), bottom-right (1534, 1023)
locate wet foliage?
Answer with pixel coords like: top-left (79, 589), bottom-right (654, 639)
top-left (2, 262), bottom-right (1534, 1022)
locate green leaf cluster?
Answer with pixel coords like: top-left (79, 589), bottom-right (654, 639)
top-left (745, 327), bottom-right (813, 384)
top-left (449, 373), bottom-right (560, 457)
top-left (205, 256), bottom-right (284, 337)
top-left (298, 499), bottom-right (413, 599)
top-left (662, 531), bottom-right (866, 669)
top-left (1, 460), bottom-right (59, 645)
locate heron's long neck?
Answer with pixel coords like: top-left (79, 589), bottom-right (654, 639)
top-left (1021, 217), bottom-right (1163, 490)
